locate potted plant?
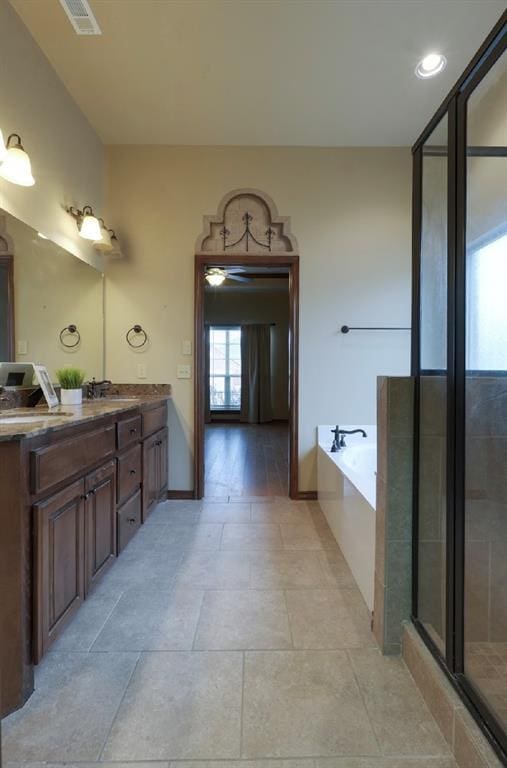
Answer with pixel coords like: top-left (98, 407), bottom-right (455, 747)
top-left (55, 367), bottom-right (86, 405)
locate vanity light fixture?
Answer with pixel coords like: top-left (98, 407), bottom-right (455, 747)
top-left (205, 267), bottom-right (227, 287)
top-left (107, 230), bottom-right (124, 259)
top-left (67, 204), bottom-right (102, 241)
top-left (93, 219), bottom-right (113, 252)
top-left (415, 53), bottom-right (447, 79)
top-left (0, 128), bottom-right (6, 163)
top-left (0, 134), bottom-right (35, 186)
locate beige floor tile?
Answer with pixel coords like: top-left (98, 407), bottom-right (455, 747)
top-left (286, 589), bottom-right (376, 649)
top-left (49, 596), bottom-right (118, 651)
top-left (348, 648), bottom-right (450, 756)
top-left (249, 551), bottom-right (330, 589)
top-left (2, 652), bottom-right (139, 762)
top-left (221, 523), bottom-right (283, 550)
top-left (91, 589), bottom-right (204, 651)
top-left (101, 651), bottom-right (243, 760)
top-left (174, 550), bottom-right (251, 589)
top-left (251, 503), bottom-right (313, 524)
top-left (242, 650), bottom-right (379, 757)
top-left (194, 589), bottom-right (292, 650)
top-left (281, 523), bottom-right (324, 550)
top-left (200, 502), bottom-right (252, 523)
top-left (318, 551), bottom-right (358, 588)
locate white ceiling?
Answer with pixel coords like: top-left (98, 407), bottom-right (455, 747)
top-left (11, 0), bottom-right (506, 146)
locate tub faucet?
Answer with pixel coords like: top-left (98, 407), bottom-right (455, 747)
top-left (330, 426), bottom-right (367, 452)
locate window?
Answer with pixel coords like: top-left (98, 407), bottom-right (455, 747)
top-left (466, 230), bottom-right (507, 371)
top-left (209, 327), bottom-right (241, 410)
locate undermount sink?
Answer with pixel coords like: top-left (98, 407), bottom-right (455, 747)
top-left (0, 412), bottom-right (71, 425)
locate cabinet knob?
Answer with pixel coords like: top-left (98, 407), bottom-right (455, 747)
top-left (129, 469), bottom-right (137, 476)
top-left (129, 428), bottom-right (137, 435)
top-left (127, 517), bottom-right (137, 524)
top-left (81, 492), bottom-right (90, 500)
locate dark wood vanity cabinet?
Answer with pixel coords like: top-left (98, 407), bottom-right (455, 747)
top-left (33, 479), bottom-right (86, 663)
top-left (142, 427), bottom-right (168, 520)
top-left (84, 460), bottom-right (117, 595)
top-left (1, 397), bottom-right (169, 716)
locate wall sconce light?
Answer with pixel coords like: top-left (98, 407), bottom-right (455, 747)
top-left (0, 128), bottom-right (7, 163)
top-left (0, 134), bottom-right (35, 187)
top-left (93, 219), bottom-right (113, 252)
top-left (106, 229), bottom-right (124, 259)
top-left (67, 204), bottom-right (102, 241)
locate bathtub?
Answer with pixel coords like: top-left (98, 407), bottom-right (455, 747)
top-left (317, 425), bottom-right (376, 610)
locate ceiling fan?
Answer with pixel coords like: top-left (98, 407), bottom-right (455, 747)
top-left (205, 267), bottom-right (251, 286)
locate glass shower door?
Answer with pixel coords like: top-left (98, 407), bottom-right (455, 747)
top-left (417, 114), bottom-right (448, 653)
top-left (463, 47), bottom-right (507, 732)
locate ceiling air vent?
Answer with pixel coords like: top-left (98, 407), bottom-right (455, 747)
top-left (59, 0), bottom-right (102, 35)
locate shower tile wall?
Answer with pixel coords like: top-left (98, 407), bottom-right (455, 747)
top-left (417, 375), bottom-right (447, 649)
top-left (374, 376), bottom-right (414, 655)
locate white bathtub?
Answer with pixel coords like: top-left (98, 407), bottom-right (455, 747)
top-left (317, 425), bottom-right (376, 611)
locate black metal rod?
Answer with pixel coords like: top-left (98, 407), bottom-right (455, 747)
top-left (340, 325), bottom-right (410, 333)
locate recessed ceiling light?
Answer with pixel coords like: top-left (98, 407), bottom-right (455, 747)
top-left (415, 53), bottom-right (447, 79)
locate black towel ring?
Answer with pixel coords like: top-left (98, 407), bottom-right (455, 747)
top-left (59, 324), bottom-right (81, 348)
top-left (126, 324), bottom-right (148, 348)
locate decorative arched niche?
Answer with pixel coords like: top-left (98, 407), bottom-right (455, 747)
top-left (195, 188), bottom-right (298, 256)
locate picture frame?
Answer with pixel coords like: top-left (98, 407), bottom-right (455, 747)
top-left (33, 364), bottom-right (59, 409)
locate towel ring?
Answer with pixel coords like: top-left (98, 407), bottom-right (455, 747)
top-left (126, 324), bottom-right (148, 348)
top-left (59, 324), bottom-right (81, 348)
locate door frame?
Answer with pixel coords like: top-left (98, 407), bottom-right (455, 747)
top-left (194, 252), bottom-right (300, 499)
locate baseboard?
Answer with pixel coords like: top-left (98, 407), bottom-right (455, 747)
top-left (166, 490), bottom-right (195, 500)
top-left (293, 490), bottom-right (318, 500)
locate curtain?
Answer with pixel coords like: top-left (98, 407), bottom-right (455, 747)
top-left (204, 325), bottom-right (211, 423)
top-left (240, 324), bottom-right (273, 424)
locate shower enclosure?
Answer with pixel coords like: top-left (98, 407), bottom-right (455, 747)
top-left (412, 13), bottom-right (507, 759)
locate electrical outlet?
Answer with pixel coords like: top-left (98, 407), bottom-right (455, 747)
top-left (182, 340), bottom-right (192, 356)
top-left (17, 340), bottom-right (28, 355)
top-left (177, 364), bottom-right (191, 379)
top-left (137, 363), bottom-right (147, 379)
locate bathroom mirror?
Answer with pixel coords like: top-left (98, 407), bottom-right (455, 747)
top-left (0, 209), bottom-right (104, 383)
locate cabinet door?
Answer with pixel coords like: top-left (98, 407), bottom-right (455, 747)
top-left (142, 432), bottom-right (159, 521)
top-left (157, 427), bottom-right (168, 498)
top-left (34, 479), bottom-right (85, 662)
top-left (84, 460), bottom-right (117, 595)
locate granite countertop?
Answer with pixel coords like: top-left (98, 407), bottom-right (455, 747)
top-left (0, 395), bottom-right (170, 442)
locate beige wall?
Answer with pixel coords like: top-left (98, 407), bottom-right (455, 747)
top-left (105, 146), bottom-right (411, 492)
top-left (204, 286), bottom-right (289, 420)
top-left (0, 1), bottom-right (104, 270)
top-left (4, 212), bottom-right (104, 382)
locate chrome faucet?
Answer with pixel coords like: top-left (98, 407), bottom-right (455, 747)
top-left (87, 378), bottom-right (112, 399)
top-left (330, 426), bottom-right (367, 452)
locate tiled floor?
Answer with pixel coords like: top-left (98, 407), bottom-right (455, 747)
top-left (3, 497), bottom-right (457, 768)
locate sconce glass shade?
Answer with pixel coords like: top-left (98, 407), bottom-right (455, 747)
top-left (0, 135), bottom-right (35, 186)
top-left (79, 208), bottom-right (102, 240)
top-left (108, 231), bottom-right (124, 259)
top-left (94, 221), bottom-right (113, 252)
top-left (205, 269), bottom-right (226, 286)
top-left (0, 128), bottom-right (7, 163)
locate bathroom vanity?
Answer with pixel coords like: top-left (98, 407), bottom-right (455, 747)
top-left (0, 396), bottom-right (169, 717)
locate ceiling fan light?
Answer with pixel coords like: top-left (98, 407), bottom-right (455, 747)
top-left (205, 269), bottom-right (226, 287)
top-left (0, 135), bottom-right (35, 187)
top-left (79, 206), bottom-right (102, 240)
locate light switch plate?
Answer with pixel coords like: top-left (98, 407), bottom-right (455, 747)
top-left (17, 340), bottom-right (28, 355)
top-left (137, 363), bottom-right (147, 379)
top-left (182, 340), bottom-right (192, 356)
top-left (177, 364), bottom-right (191, 379)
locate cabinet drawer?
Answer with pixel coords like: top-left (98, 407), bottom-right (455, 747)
top-left (31, 425), bottom-right (116, 496)
top-left (117, 415), bottom-right (142, 451)
top-left (117, 443), bottom-right (141, 506)
top-left (142, 404), bottom-right (167, 438)
top-left (118, 489), bottom-right (142, 552)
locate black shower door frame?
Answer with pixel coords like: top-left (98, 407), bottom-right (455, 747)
top-left (411, 12), bottom-right (507, 761)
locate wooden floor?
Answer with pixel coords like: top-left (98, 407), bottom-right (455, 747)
top-left (205, 422), bottom-right (289, 498)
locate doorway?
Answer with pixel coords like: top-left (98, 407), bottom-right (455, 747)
top-left (193, 189), bottom-right (300, 499)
